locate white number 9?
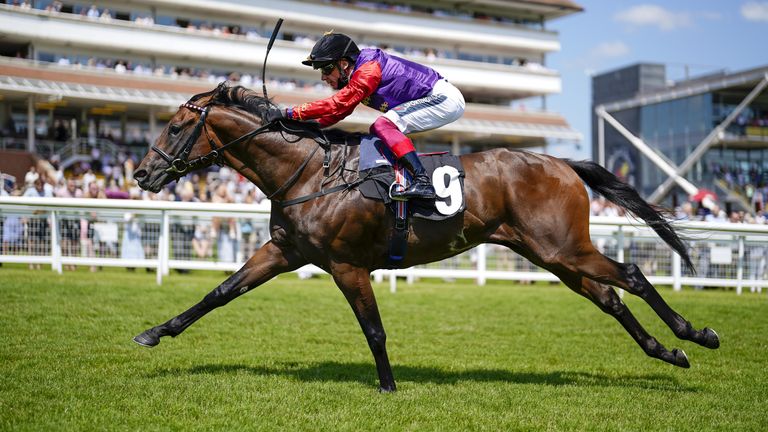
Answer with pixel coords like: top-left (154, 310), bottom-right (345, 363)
top-left (432, 166), bottom-right (463, 216)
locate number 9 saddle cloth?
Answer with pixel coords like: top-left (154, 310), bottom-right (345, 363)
top-left (357, 135), bottom-right (465, 221)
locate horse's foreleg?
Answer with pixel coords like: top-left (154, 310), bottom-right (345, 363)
top-left (133, 240), bottom-right (305, 347)
top-left (556, 271), bottom-right (691, 368)
top-left (330, 263), bottom-right (396, 392)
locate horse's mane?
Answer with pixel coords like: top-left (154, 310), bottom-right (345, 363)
top-left (188, 82), bottom-right (358, 143)
top-left (189, 82), bottom-right (274, 124)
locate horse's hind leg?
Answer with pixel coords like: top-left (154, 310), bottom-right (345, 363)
top-left (133, 241), bottom-right (306, 347)
top-left (620, 262), bottom-right (719, 348)
top-left (330, 262), bottom-right (396, 392)
top-left (562, 251), bottom-right (719, 350)
top-left (555, 271), bottom-right (690, 368)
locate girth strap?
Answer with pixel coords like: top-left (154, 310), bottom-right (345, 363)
top-left (273, 183), bottom-right (356, 207)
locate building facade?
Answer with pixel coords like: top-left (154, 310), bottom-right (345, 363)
top-left (0, 0), bottom-right (583, 181)
top-left (592, 63), bottom-right (768, 212)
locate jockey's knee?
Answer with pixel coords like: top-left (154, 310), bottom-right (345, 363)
top-left (370, 116), bottom-right (399, 136)
top-left (371, 117), bottom-right (413, 158)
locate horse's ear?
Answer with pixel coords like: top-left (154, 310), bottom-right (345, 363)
top-left (211, 81), bottom-right (229, 102)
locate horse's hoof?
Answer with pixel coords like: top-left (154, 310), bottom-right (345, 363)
top-left (702, 327), bottom-right (720, 349)
top-left (672, 348), bottom-right (690, 368)
top-left (133, 330), bottom-right (160, 347)
top-left (378, 385), bottom-right (397, 393)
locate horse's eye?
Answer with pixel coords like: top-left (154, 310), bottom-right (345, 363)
top-left (169, 124), bottom-right (181, 135)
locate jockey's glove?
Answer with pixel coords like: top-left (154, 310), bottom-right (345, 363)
top-left (265, 106), bottom-right (286, 123)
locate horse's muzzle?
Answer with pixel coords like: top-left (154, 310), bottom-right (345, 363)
top-left (133, 168), bottom-right (166, 193)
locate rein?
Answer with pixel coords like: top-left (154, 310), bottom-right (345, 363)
top-left (152, 101), bottom-right (366, 207)
top-left (151, 102), bottom-right (273, 178)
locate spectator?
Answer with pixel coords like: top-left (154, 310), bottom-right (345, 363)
top-left (211, 182), bottom-right (237, 263)
top-left (56, 178), bottom-right (82, 270)
top-left (192, 223), bottom-right (212, 260)
top-left (170, 181), bottom-right (197, 273)
top-left (24, 165), bottom-right (39, 187)
top-left (239, 188), bottom-right (261, 260)
top-left (675, 202), bottom-right (695, 221)
top-left (23, 177), bottom-right (52, 269)
top-left (86, 4), bottom-right (99, 19)
top-left (81, 180), bottom-right (105, 272)
top-left (2, 186), bottom-right (24, 255)
top-left (82, 168), bottom-right (96, 190)
top-left (102, 8), bottom-right (113, 21)
top-left (120, 211), bottom-right (145, 267)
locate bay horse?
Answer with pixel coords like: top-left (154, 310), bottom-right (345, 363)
top-left (133, 83), bottom-right (719, 392)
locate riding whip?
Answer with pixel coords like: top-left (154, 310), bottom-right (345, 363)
top-left (262, 18), bottom-right (284, 100)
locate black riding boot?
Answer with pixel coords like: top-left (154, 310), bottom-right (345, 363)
top-left (392, 151), bottom-right (436, 200)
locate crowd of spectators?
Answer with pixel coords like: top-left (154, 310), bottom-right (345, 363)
top-left (589, 195), bottom-right (767, 225)
top-left (590, 196), bottom-right (767, 288)
top-left (1, 153), bottom-right (269, 272)
top-left (5, 0), bottom-right (549, 71)
top-left (49, 55), bottom-right (334, 96)
top-left (324, 0), bottom-right (546, 28)
top-left (711, 162), bottom-right (768, 213)
top-left (3, 152), bottom-right (768, 281)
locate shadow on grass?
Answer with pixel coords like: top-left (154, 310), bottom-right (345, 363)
top-left (150, 361), bottom-right (698, 392)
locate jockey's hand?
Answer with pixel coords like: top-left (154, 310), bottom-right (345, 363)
top-left (265, 107), bottom-right (286, 123)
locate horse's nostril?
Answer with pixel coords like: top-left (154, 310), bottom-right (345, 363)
top-left (134, 169), bottom-right (148, 179)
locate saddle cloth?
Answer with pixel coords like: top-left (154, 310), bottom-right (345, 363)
top-left (357, 135), bottom-right (466, 221)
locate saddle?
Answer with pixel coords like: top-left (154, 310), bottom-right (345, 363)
top-left (356, 136), bottom-right (465, 220)
top-left (355, 136), bottom-right (466, 267)
top-left (273, 121), bottom-right (466, 266)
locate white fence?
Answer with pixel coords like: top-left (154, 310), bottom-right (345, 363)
top-left (1, 196), bottom-right (767, 294)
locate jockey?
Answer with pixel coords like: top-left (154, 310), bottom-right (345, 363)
top-left (266, 32), bottom-right (465, 200)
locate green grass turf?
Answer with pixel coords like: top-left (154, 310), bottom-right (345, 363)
top-left (0, 265), bottom-right (766, 431)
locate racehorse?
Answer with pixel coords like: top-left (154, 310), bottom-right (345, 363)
top-left (133, 83), bottom-right (719, 392)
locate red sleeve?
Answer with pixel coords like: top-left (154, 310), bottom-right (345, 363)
top-left (290, 61), bottom-right (381, 127)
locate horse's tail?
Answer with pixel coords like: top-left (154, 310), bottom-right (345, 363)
top-left (565, 159), bottom-right (695, 273)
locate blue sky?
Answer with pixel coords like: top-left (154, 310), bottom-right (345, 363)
top-left (544, 0), bottom-right (768, 159)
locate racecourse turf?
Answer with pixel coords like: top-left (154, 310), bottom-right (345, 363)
top-left (0, 265), bottom-right (766, 431)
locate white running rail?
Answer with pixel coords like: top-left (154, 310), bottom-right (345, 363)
top-left (1, 196), bottom-right (767, 294)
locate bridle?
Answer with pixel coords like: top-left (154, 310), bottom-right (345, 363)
top-left (149, 100), bottom-right (356, 206)
top-left (151, 101), bottom-right (273, 178)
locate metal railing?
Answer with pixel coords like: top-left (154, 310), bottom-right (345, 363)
top-left (1, 196), bottom-right (767, 294)
top-left (55, 137), bottom-right (121, 168)
top-left (0, 136), bottom-right (120, 162)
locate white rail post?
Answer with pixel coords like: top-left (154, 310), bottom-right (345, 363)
top-left (155, 210), bottom-right (167, 285)
top-left (616, 225), bottom-right (625, 297)
top-left (50, 210), bottom-right (62, 274)
top-left (736, 236), bottom-right (744, 295)
top-left (477, 244), bottom-right (487, 286)
top-left (672, 252), bottom-right (682, 292)
top-left (389, 271), bottom-right (397, 294)
top-left (161, 210), bottom-right (170, 276)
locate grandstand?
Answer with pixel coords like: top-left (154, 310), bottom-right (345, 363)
top-left (0, 0), bottom-right (583, 183)
top-left (2, 1), bottom-right (767, 292)
top-left (592, 62), bottom-right (768, 213)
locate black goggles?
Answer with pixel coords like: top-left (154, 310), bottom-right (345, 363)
top-left (316, 62), bottom-right (336, 75)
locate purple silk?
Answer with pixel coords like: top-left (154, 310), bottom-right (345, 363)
top-left (354, 48), bottom-right (442, 113)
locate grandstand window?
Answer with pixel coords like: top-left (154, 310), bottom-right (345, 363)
top-left (154, 15), bottom-right (177, 26)
top-left (37, 52), bottom-right (55, 63)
